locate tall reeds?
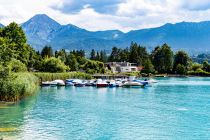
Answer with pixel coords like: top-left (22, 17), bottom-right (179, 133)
top-left (0, 73), bottom-right (39, 102)
top-left (34, 72), bottom-right (92, 82)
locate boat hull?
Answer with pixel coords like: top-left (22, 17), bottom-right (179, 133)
top-left (96, 84), bottom-right (108, 87)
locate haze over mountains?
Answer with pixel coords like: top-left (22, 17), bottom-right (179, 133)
top-left (1, 14), bottom-right (210, 53)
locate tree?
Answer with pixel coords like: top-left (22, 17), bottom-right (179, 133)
top-left (202, 61), bottom-right (210, 72)
top-left (90, 49), bottom-right (96, 60)
top-left (119, 48), bottom-right (129, 62)
top-left (66, 54), bottom-right (79, 71)
top-left (176, 64), bottom-right (187, 75)
top-left (141, 59), bottom-right (155, 74)
top-left (96, 52), bottom-right (100, 61)
top-left (83, 60), bottom-right (105, 74)
top-left (0, 22), bottom-right (35, 66)
top-left (1, 22), bottom-right (27, 45)
top-left (41, 46), bottom-right (53, 58)
top-left (151, 44), bottom-right (173, 73)
top-left (108, 47), bottom-right (121, 62)
top-left (99, 50), bottom-right (107, 62)
top-left (129, 42), bottom-right (140, 64)
top-left (173, 51), bottom-right (190, 73)
top-left (41, 57), bottom-right (69, 72)
top-left (191, 63), bottom-right (202, 71)
top-left (55, 49), bottom-right (67, 62)
top-left (7, 59), bottom-right (27, 72)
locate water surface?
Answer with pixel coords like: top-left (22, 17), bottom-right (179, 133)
top-left (1, 77), bottom-right (210, 139)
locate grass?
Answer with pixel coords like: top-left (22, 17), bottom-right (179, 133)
top-left (188, 70), bottom-right (210, 76)
top-left (0, 73), bottom-right (39, 102)
top-left (34, 72), bottom-right (92, 81)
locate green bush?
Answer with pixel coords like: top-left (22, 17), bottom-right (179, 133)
top-left (7, 58), bottom-right (27, 72)
top-left (176, 64), bottom-right (187, 75)
top-left (191, 63), bottom-right (202, 71)
top-left (83, 60), bottom-right (105, 74)
top-left (41, 57), bottom-right (69, 73)
top-left (188, 69), bottom-right (210, 76)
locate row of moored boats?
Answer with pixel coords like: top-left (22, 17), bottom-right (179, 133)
top-left (41, 77), bottom-right (157, 88)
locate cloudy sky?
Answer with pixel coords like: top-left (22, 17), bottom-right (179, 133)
top-left (1, 0), bottom-right (210, 32)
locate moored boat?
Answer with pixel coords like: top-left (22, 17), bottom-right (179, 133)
top-left (122, 81), bottom-right (146, 88)
top-left (41, 81), bottom-right (57, 87)
top-left (109, 80), bottom-right (117, 87)
top-left (73, 79), bottom-right (85, 87)
top-left (96, 79), bottom-right (108, 87)
top-left (54, 80), bottom-right (65, 86)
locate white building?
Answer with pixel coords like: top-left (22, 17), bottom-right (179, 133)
top-left (105, 62), bottom-right (138, 73)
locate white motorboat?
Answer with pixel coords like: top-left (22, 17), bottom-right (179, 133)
top-left (122, 81), bottom-right (145, 88)
top-left (54, 80), bottom-right (65, 86)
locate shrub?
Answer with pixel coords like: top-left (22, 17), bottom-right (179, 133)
top-left (41, 57), bottom-right (69, 73)
top-left (7, 58), bottom-right (27, 72)
top-left (176, 64), bottom-right (187, 75)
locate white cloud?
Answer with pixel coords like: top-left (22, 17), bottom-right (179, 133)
top-left (1, 0), bottom-right (210, 32)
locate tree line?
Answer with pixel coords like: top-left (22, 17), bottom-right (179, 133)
top-left (1, 22), bottom-right (210, 76)
top-left (0, 22), bottom-right (105, 74)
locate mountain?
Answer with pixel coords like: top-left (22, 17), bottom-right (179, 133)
top-left (0, 23), bottom-right (4, 27)
top-left (21, 14), bottom-right (210, 53)
top-left (123, 21), bottom-right (210, 52)
top-left (21, 14), bottom-right (61, 50)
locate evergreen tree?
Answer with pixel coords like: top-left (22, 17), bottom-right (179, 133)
top-left (90, 49), bottom-right (96, 60)
top-left (151, 44), bottom-right (173, 73)
top-left (173, 50), bottom-right (190, 73)
top-left (41, 46), bottom-right (53, 58)
top-left (108, 47), bottom-right (121, 62)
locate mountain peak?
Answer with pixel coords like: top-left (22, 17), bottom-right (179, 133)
top-left (21, 14), bottom-right (61, 48)
top-left (24, 14), bottom-right (60, 26)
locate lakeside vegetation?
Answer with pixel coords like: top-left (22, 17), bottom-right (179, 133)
top-left (34, 72), bottom-right (92, 81)
top-left (1, 22), bottom-right (210, 101)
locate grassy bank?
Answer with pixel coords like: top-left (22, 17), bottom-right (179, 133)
top-left (34, 72), bottom-right (92, 81)
top-left (0, 73), bottom-right (39, 102)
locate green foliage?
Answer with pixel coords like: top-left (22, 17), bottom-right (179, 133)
top-left (151, 44), bottom-right (174, 73)
top-left (41, 57), bottom-right (69, 73)
top-left (175, 64), bottom-right (187, 75)
top-left (0, 22), bottom-right (37, 67)
top-left (65, 54), bottom-right (79, 71)
top-left (1, 22), bottom-right (26, 45)
top-left (108, 47), bottom-right (122, 62)
top-left (129, 42), bottom-right (149, 66)
top-left (188, 69), bottom-right (210, 76)
top-left (83, 60), bottom-right (105, 74)
top-left (0, 72), bottom-right (39, 102)
top-left (7, 59), bottom-right (27, 72)
top-left (34, 72), bottom-right (92, 81)
top-left (202, 61), bottom-right (210, 72)
top-left (41, 45), bottom-right (53, 58)
top-left (173, 51), bottom-right (191, 73)
top-left (190, 63), bottom-right (202, 71)
top-left (141, 59), bottom-right (155, 74)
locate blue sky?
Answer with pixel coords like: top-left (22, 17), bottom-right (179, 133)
top-left (1, 0), bottom-right (210, 32)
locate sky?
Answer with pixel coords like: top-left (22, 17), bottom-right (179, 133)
top-left (1, 0), bottom-right (210, 32)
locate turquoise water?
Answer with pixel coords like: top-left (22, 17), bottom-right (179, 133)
top-left (1, 77), bottom-right (210, 139)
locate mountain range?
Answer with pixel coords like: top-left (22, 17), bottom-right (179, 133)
top-left (1, 14), bottom-right (210, 53)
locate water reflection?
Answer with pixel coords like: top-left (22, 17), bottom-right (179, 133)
top-left (0, 92), bottom-right (38, 138)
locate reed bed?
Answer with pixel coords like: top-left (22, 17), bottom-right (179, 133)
top-left (34, 72), bottom-right (92, 82)
top-left (0, 73), bottom-right (39, 102)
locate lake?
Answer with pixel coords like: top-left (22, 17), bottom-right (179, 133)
top-left (1, 77), bottom-right (210, 139)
